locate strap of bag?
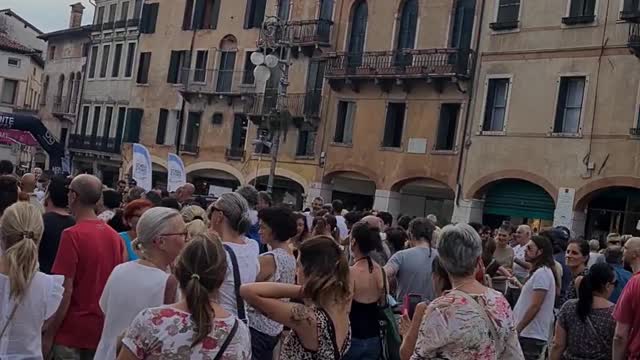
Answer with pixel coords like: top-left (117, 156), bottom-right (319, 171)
top-left (452, 290), bottom-right (498, 340)
top-left (223, 244), bottom-right (246, 321)
top-left (586, 315), bottom-right (609, 351)
top-left (380, 266), bottom-right (389, 307)
top-left (0, 302), bottom-right (19, 338)
top-left (213, 319), bottom-right (239, 360)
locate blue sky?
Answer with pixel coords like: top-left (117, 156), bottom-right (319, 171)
top-left (4, 0), bottom-right (95, 33)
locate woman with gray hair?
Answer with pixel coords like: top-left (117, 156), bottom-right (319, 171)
top-left (95, 207), bottom-right (187, 360)
top-left (400, 223), bottom-right (524, 360)
top-left (208, 192), bottom-right (259, 321)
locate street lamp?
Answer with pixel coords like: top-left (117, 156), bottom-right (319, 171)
top-left (251, 15), bottom-right (291, 194)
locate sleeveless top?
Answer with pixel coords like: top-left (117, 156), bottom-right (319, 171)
top-left (249, 248), bottom-right (296, 336)
top-left (350, 257), bottom-right (381, 340)
top-left (119, 231), bottom-right (138, 261)
top-left (279, 307), bottom-right (351, 360)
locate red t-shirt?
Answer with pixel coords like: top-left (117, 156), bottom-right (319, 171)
top-left (51, 219), bottom-right (124, 349)
top-left (613, 273), bottom-right (640, 359)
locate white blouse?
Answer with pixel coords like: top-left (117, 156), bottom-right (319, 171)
top-left (0, 272), bottom-right (64, 359)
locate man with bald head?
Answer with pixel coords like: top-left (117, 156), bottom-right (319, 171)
top-left (613, 237), bottom-right (640, 360)
top-left (21, 172), bottom-right (44, 213)
top-left (175, 182), bottom-right (195, 208)
top-left (45, 174), bottom-right (125, 358)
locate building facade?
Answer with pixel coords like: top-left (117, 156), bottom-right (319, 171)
top-left (124, 0), bottom-right (333, 208)
top-left (69, 0), bottom-right (143, 186)
top-left (304, 0), bottom-right (477, 221)
top-left (454, 0), bottom-right (640, 239)
top-left (38, 3), bottom-right (93, 170)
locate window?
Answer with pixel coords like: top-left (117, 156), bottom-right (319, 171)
top-left (622, 0), bottom-right (640, 19)
top-left (216, 51), bottom-right (236, 92)
top-left (7, 58), bottom-right (20, 67)
top-left (450, 0), bottom-right (475, 50)
top-left (183, 0), bottom-right (221, 30)
top-left (133, 0), bottom-right (143, 19)
top-left (100, 45), bottom-right (111, 78)
top-left (137, 52), bottom-right (152, 84)
top-left (79, 106), bottom-right (90, 136)
top-left (296, 128), bottom-right (316, 156)
top-left (242, 52), bottom-right (256, 84)
top-left (490, 0), bottom-right (520, 30)
top-left (564, 0), bottom-right (596, 23)
top-left (108, 3), bottom-right (117, 23)
top-left (167, 50), bottom-right (191, 83)
top-left (1, 80), bottom-right (18, 105)
top-left (382, 103), bottom-right (406, 148)
top-left (396, 0), bottom-right (418, 51)
top-left (194, 50), bottom-right (208, 82)
top-left (88, 46), bottom-right (98, 78)
top-left (334, 101), bottom-right (356, 144)
top-left (554, 76), bottom-right (586, 134)
top-left (482, 78), bottom-right (510, 132)
top-left (120, 1), bottom-right (130, 21)
top-left (278, 0), bottom-right (290, 20)
top-left (103, 106), bottom-right (114, 141)
top-left (115, 107), bottom-right (127, 145)
top-left (111, 44), bottom-right (123, 77)
top-left (347, 1), bottom-right (368, 67)
top-left (124, 108), bottom-right (143, 143)
top-left (156, 109), bottom-right (168, 144)
top-left (96, 6), bottom-right (105, 24)
top-left (244, 0), bottom-right (267, 29)
top-left (140, 3), bottom-right (159, 34)
top-left (230, 114), bottom-right (248, 149)
top-left (48, 46), bottom-right (56, 61)
top-left (91, 106), bottom-right (101, 140)
top-left (435, 104), bottom-right (460, 150)
top-left (184, 112), bottom-right (201, 147)
top-left (124, 43), bottom-right (136, 78)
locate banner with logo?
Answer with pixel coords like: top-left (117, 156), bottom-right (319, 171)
top-left (132, 143), bottom-right (152, 191)
top-left (167, 153), bottom-right (186, 192)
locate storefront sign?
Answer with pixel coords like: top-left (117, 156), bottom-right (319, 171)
top-left (132, 143), bottom-right (152, 191)
top-left (167, 153), bottom-right (186, 192)
top-left (553, 187), bottom-right (576, 229)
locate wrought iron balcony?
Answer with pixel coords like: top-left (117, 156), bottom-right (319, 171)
top-left (180, 143), bottom-right (200, 154)
top-left (630, 127), bottom-right (640, 136)
top-left (92, 18), bottom-right (140, 32)
top-left (52, 96), bottom-right (77, 115)
top-left (284, 19), bottom-right (332, 47)
top-left (179, 69), bottom-right (255, 101)
top-left (629, 23), bottom-right (640, 57)
top-left (68, 134), bottom-right (120, 153)
top-left (225, 147), bottom-right (245, 160)
top-left (243, 91), bottom-right (322, 119)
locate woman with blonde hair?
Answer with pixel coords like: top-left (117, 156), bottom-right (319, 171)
top-left (96, 207), bottom-right (186, 359)
top-left (0, 202), bottom-right (63, 357)
top-left (241, 236), bottom-right (352, 360)
top-left (182, 205), bottom-right (209, 239)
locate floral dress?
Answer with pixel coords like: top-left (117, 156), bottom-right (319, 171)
top-left (122, 306), bottom-right (252, 359)
top-left (411, 289), bottom-right (523, 360)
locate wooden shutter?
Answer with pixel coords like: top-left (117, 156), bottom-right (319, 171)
top-left (182, 0), bottom-right (194, 30)
top-left (167, 51), bottom-right (181, 83)
top-left (483, 80), bottom-right (497, 130)
top-left (156, 109), bottom-right (168, 144)
top-left (124, 108), bottom-right (143, 143)
top-left (210, 0), bottom-right (221, 29)
top-left (554, 79), bottom-right (569, 132)
top-left (244, 0), bottom-right (255, 28)
top-left (137, 53), bottom-right (151, 84)
top-left (193, 0), bottom-right (206, 29)
top-left (334, 101), bottom-right (347, 142)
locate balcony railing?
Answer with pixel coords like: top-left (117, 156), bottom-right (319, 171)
top-left (629, 23), bottom-right (640, 56)
top-left (244, 91), bottom-right (322, 119)
top-left (68, 134), bottom-right (120, 153)
top-left (225, 147), bottom-right (245, 160)
top-left (92, 18), bottom-right (140, 32)
top-left (324, 48), bottom-right (474, 80)
top-left (630, 127), bottom-right (640, 136)
top-left (180, 143), bottom-right (200, 154)
top-left (180, 69), bottom-right (255, 96)
top-left (52, 96), bottom-right (78, 115)
top-left (284, 19), bottom-right (332, 46)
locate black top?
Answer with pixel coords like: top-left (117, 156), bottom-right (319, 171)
top-left (39, 212), bottom-right (75, 274)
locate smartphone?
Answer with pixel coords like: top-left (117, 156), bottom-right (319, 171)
top-left (403, 294), bottom-right (422, 319)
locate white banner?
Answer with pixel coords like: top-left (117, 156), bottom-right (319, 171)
top-left (167, 153), bottom-right (186, 192)
top-left (132, 143), bottom-right (152, 191)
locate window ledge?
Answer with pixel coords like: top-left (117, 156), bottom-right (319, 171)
top-left (489, 21), bottom-right (519, 31)
top-left (135, 83), bottom-right (150, 87)
top-left (478, 130), bottom-right (506, 136)
top-left (294, 155), bottom-right (316, 160)
top-left (330, 142), bottom-right (353, 148)
top-left (548, 132), bottom-right (582, 138)
top-left (431, 149), bottom-right (458, 155)
top-left (561, 15), bottom-right (596, 26)
top-left (379, 146), bottom-right (403, 152)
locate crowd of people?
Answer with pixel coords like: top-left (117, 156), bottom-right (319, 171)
top-left (0, 159), bottom-right (640, 360)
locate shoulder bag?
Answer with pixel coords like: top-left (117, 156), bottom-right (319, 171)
top-left (223, 244), bottom-right (247, 323)
top-left (378, 266), bottom-right (401, 360)
top-left (213, 319), bottom-right (239, 360)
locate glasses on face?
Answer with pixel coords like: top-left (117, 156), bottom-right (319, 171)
top-left (158, 231), bottom-right (188, 239)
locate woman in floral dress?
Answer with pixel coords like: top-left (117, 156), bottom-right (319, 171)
top-left (118, 234), bottom-right (251, 360)
top-left (407, 223), bottom-right (524, 360)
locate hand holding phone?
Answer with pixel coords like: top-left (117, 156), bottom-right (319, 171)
top-left (402, 294), bottom-right (422, 320)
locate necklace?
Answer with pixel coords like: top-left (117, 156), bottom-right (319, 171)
top-left (450, 278), bottom-right (477, 292)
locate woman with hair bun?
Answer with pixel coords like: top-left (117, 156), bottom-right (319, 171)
top-left (550, 262), bottom-right (616, 360)
top-left (0, 202), bottom-right (63, 357)
top-left (97, 207), bottom-right (186, 360)
top-left (208, 192), bottom-right (259, 321)
top-left (241, 236), bottom-right (352, 360)
top-left (118, 234), bottom-right (251, 359)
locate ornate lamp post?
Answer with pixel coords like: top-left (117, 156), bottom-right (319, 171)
top-left (251, 15), bottom-right (291, 194)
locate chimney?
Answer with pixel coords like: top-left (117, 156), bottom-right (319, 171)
top-left (69, 2), bottom-right (85, 28)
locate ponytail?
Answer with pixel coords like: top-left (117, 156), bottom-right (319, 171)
top-left (576, 262), bottom-right (615, 322)
top-left (184, 274), bottom-right (213, 347)
top-left (5, 234), bottom-right (39, 298)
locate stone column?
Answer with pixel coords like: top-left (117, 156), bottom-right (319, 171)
top-left (451, 199), bottom-right (484, 224)
top-left (306, 182), bottom-right (333, 208)
top-left (373, 190), bottom-right (401, 217)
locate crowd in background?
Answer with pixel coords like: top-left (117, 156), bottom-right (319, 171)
top-left (0, 158), bottom-right (640, 360)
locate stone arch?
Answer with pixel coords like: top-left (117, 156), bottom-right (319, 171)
top-left (390, 176), bottom-right (454, 194)
top-left (466, 170), bottom-right (558, 204)
top-left (184, 161), bottom-right (245, 184)
top-left (220, 35), bottom-right (238, 50)
top-left (574, 176), bottom-right (640, 211)
top-left (322, 166), bottom-right (380, 188)
top-left (246, 167), bottom-right (308, 193)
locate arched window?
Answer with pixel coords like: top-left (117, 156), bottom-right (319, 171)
top-left (347, 1), bottom-right (368, 67)
top-left (395, 0), bottom-right (418, 66)
top-left (450, 0), bottom-right (475, 49)
top-left (217, 35), bottom-right (237, 92)
top-left (56, 74), bottom-right (65, 110)
top-left (319, 0), bottom-right (334, 20)
top-left (66, 73), bottom-right (74, 113)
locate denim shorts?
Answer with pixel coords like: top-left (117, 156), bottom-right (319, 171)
top-left (343, 336), bottom-right (381, 360)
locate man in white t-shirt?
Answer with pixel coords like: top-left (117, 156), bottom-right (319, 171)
top-left (332, 199), bottom-right (349, 240)
top-left (305, 196), bottom-right (324, 229)
top-left (513, 235), bottom-right (556, 360)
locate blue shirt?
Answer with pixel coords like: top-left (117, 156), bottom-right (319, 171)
top-left (610, 264), bottom-right (632, 303)
top-left (119, 231), bottom-right (139, 261)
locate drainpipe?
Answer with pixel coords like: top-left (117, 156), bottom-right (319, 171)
top-left (455, 0), bottom-right (487, 207)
